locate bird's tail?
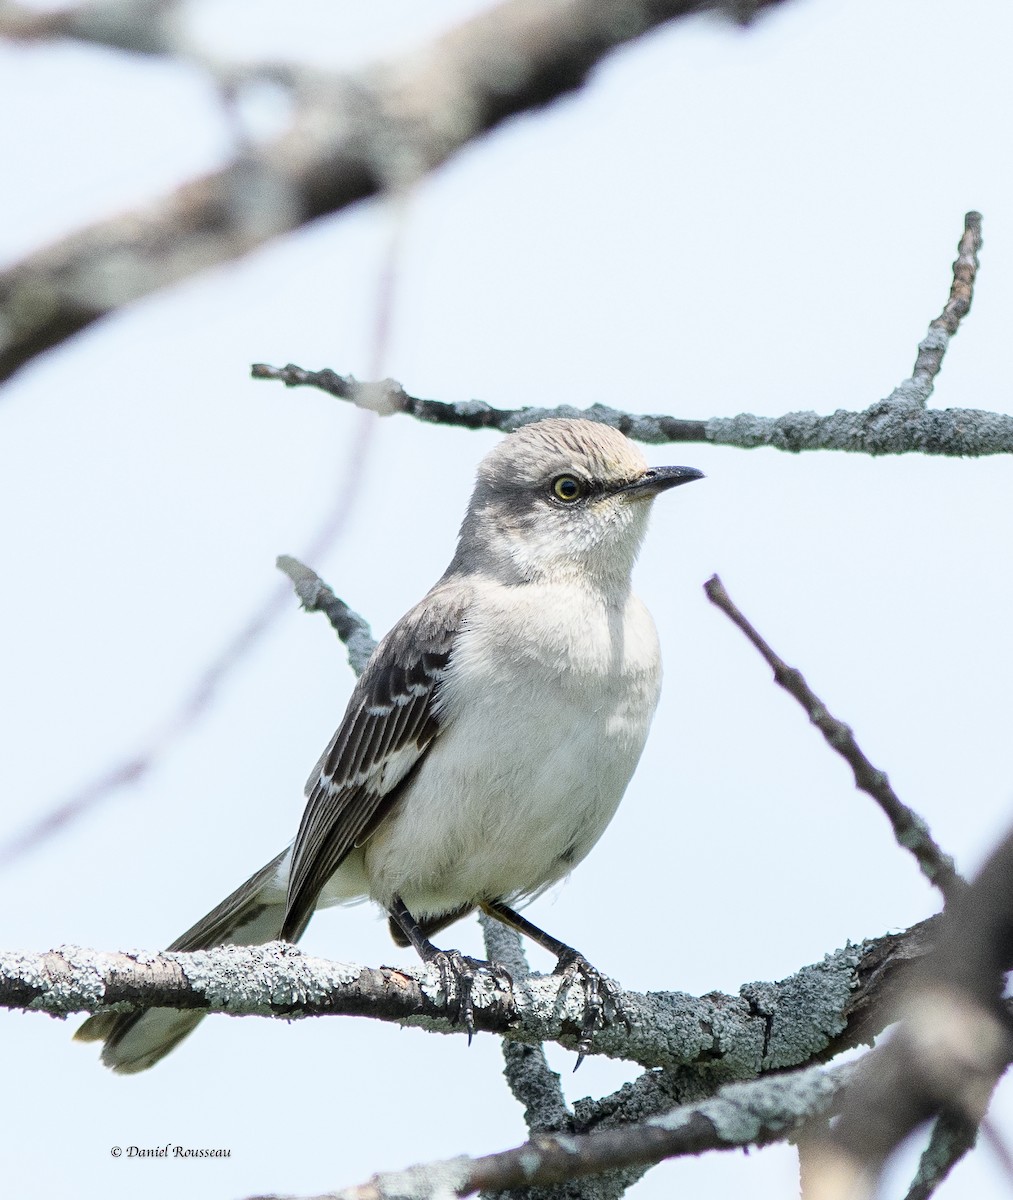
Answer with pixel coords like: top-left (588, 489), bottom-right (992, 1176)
top-left (75, 848), bottom-right (291, 1073)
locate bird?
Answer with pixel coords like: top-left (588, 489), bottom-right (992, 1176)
top-left (76, 417), bottom-right (703, 1072)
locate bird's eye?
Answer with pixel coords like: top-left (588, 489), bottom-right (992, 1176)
top-left (552, 475), bottom-right (584, 502)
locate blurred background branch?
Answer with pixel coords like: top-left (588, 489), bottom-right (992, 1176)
top-left (0, 0), bottom-right (795, 384)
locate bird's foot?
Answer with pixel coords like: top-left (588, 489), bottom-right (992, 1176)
top-left (552, 950), bottom-right (629, 1068)
top-left (428, 950), bottom-right (513, 1044)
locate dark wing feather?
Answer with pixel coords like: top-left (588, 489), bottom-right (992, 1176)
top-left (280, 584), bottom-right (469, 941)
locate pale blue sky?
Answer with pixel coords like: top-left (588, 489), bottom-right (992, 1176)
top-left (2, 2), bottom-right (1013, 1197)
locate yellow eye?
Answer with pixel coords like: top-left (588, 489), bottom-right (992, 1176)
top-left (552, 475), bottom-right (584, 502)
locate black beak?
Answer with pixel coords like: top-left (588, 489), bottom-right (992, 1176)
top-left (620, 465), bottom-right (705, 498)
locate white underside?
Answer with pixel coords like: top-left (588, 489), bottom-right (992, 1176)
top-left (283, 578), bottom-right (661, 921)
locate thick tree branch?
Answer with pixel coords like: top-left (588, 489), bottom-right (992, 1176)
top-left (249, 1056), bottom-right (863, 1200)
top-left (4, 919), bottom-right (938, 1070)
top-left (0, 0), bottom-right (793, 384)
top-left (703, 574), bottom-right (963, 899)
top-left (252, 214), bottom-right (998, 456)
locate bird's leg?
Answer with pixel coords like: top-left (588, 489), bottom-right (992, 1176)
top-left (481, 899), bottom-right (628, 1067)
top-left (388, 895), bottom-right (512, 1043)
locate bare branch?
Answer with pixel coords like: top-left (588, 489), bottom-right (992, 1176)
top-left (0, 0), bottom-right (794, 384)
top-left (252, 213), bottom-right (997, 456)
top-left (4, 919), bottom-right (942, 1071)
top-left (898, 211), bottom-right (983, 406)
top-left (703, 574), bottom-right (963, 900)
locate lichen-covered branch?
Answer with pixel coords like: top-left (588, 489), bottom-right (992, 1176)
top-left (703, 574), bottom-right (963, 899)
top-left (254, 361), bottom-right (1013, 456)
top-left (276, 555), bottom-right (377, 674)
top-left (257, 1056), bottom-right (862, 1200)
top-left (249, 364), bottom-right (715, 440)
top-left (252, 213), bottom-right (1000, 457)
top-left (0, 0), bottom-right (793, 384)
top-left (703, 402), bottom-right (1012, 454)
top-left (3, 919), bottom-right (939, 1072)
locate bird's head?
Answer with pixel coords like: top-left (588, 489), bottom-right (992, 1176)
top-left (452, 418), bottom-right (703, 588)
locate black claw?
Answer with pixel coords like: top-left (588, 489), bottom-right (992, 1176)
top-left (553, 950), bottom-right (626, 1065)
top-left (428, 951), bottom-right (513, 1043)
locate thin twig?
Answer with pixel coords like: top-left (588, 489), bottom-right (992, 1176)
top-left (902, 212), bottom-right (983, 403)
top-left (702, 574), bottom-right (963, 900)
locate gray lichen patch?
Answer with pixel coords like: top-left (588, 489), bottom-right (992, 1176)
top-left (177, 943), bottom-right (363, 1014)
top-left (741, 941), bottom-right (866, 1070)
top-left (334, 1154), bottom-right (472, 1200)
top-left (30, 946), bottom-right (107, 1015)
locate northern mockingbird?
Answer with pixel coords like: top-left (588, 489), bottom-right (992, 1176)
top-left (77, 417), bottom-right (702, 1072)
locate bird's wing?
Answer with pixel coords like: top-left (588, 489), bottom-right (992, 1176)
top-left (281, 581), bottom-right (470, 941)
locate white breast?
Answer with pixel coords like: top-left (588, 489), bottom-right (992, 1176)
top-left (360, 578), bottom-right (662, 918)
